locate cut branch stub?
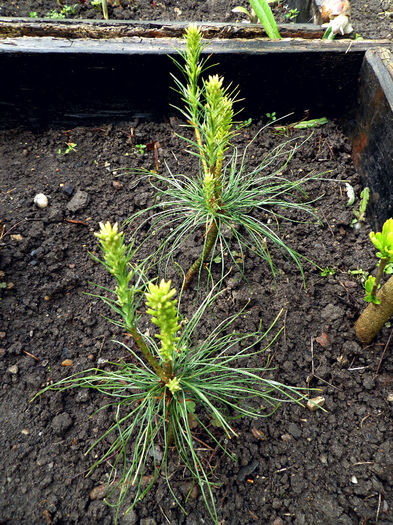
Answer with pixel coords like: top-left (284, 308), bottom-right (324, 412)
top-left (355, 274), bottom-right (393, 344)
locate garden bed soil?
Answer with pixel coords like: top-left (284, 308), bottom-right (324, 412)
top-left (0, 0), bottom-right (391, 40)
top-left (1, 117), bottom-right (393, 525)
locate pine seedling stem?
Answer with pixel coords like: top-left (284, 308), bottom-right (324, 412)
top-left (126, 326), bottom-right (169, 383)
top-left (183, 220), bottom-right (219, 289)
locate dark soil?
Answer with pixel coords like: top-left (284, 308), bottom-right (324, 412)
top-left (1, 114), bottom-right (393, 525)
top-left (0, 0), bottom-right (391, 40)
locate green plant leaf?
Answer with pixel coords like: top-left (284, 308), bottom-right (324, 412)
top-left (364, 275), bottom-right (380, 304)
top-left (249, 0), bottom-right (281, 39)
top-left (369, 218), bottom-right (393, 261)
top-left (293, 118), bottom-right (328, 129)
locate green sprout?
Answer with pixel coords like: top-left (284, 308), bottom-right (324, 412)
top-left (29, 11), bottom-right (38, 18)
top-left (364, 275), bottom-right (380, 304)
top-left (134, 143), bottom-right (146, 155)
top-left (46, 9), bottom-right (65, 18)
top-left (57, 142), bottom-right (77, 155)
top-left (34, 221), bottom-right (310, 523)
top-left (320, 266), bottom-right (336, 277)
top-left (232, 5), bottom-right (259, 23)
top-left (356, 218), bottom-right (393, 342)
top-left (46, 5), bottom-right (77, 18)
top-left (285, 8), bottom-right (300, 21)
top-left (351, 186), bottom-right (370, 226)
top-left (363, 218), bottom-right (393, 303)
top-left (266, 111), bottom-right (277, 123)
top-left (127, 25), bottom-right (321, 290)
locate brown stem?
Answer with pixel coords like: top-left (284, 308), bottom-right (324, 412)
top-left (371, 258), bottom-right (388, 297)
top-left (355, 274), bottom-right (393, 344)
top-left (126, 327), bottom-right (169, 383)
top-left (163, 360), bottom-right (173, 380)
top-left (182, 219), bottom-right (219, 290)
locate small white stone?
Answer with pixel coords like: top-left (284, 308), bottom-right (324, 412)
top-left (387, 392), bottom-right (393, 402)
top-left (351, 475), bottom-right (358, 484)
top-left (34, 193), bottom-right (48, 209)
top-left (8, 364), bottom-right (18, 374)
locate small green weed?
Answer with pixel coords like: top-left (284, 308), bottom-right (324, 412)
top-left (135, 144), bottom-right (147, 155)
top-left (57, 142), bottom-right (77, 155)
top-left (266, 111), bottom-right (277, 123)
top-left (351, 187), bottom-right (370, 227)
top-left (285, 8), bottom-right (300, 20)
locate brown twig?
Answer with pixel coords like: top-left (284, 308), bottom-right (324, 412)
top-left (23, 350), bottom-right (40, 361)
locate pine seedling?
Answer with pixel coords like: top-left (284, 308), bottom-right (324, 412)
top-left (35, 222), bottom-right (312, 523)
top-left (127, 25), bottom-right (321, 290)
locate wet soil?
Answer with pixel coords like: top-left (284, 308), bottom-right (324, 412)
top-left (0, 0), bottom-right (391, 40)
top-left (1, 115), bottom-right (393, 525)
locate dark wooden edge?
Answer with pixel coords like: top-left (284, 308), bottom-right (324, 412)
top-left (0, 35), bottom-right (388, 54)
top-left (0, 17), bottom-right (331, 40)
top-left (0, 36), bottom-right (390, 133)
top-left (349, 48), bottom-right (393, 229)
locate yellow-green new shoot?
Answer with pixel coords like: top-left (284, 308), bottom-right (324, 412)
top-left (363, 218), bottom-right (393, 303)
top-left (145, 279), bottom-right (181, 362)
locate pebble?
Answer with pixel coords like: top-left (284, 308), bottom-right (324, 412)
top-left (34, 193), bottom-right (49, 209)
top-left (52, 412), bottom-right (73, 436)
top-left (10, 234), bottom-right (23, 241)
top-left (321, 303), bottom-right (344, 322)
top-left (61, 359), bottom-right (73, 367)
top-left (273, 519), bottom-right (284, 525)
top-left (351, 475), bottom-right (358, 484)
top-left (363, 376), bottom-right (374, 390)
top-left (237, 459), bottom-right (259, 481)
top-left (8, 364), bottom-right (18, 374)
top-left (121, 509), bottom-right (137, 525)
top-left (307, 396), bottom-right (326, 411)
top-left (60, 184), bottom-right (75, 197)
top-left (387, 392), bottom-right (393, 402)
top-left (66, 190), bottom-right (89, 212)
top-left (288, 422), bottom-right (302, 439)
top-left (251, 427), bottom-right (267, 441)
top-left (89, 484), bottom-right (106, 500)
top-left (148, 445), bottom-right (163, 462)
top-left (112, 180), bottom-right (123, 189)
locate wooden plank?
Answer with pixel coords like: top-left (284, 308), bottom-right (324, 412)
top-left (0, 18), bottom-right (325, 40)
top-left (349, 48), bottom-right (393, 229)
top-left (0, 36), bottom-right (389, 129)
